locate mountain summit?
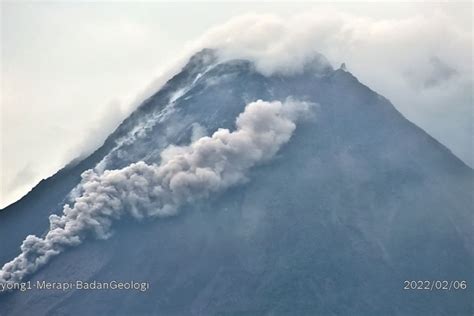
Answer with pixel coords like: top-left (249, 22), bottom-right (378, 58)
top-left (0, 49), bottom-right (472, 315)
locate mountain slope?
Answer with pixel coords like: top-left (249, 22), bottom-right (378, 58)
top-left (0, 49), bottom-right (472, 315)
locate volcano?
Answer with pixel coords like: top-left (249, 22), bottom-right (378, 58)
top-left (0, 49), bottom-right (472, 315)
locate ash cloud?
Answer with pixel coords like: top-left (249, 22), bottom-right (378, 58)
top-left (0, 99), bottom-right (311, 284)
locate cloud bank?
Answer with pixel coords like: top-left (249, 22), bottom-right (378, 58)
top-left (190, 10), bottom-right (472, 165)
top-left (0, 99), bottom-right (311, 284)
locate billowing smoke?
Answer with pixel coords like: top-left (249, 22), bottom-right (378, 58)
top-left (0, 99), bottom-right (311, 284)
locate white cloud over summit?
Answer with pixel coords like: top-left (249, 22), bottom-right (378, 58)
top-left (195, 11), bottom-right (472, 167)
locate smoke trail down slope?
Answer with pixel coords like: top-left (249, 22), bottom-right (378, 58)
top-left (0, 99), bottom-right (311, 284)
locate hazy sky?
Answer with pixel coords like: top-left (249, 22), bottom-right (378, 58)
top-left (1, 1), bottom-right (472, 208)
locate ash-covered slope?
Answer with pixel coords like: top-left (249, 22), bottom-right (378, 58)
top-left (0, 49), bottom-right (472, 315)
